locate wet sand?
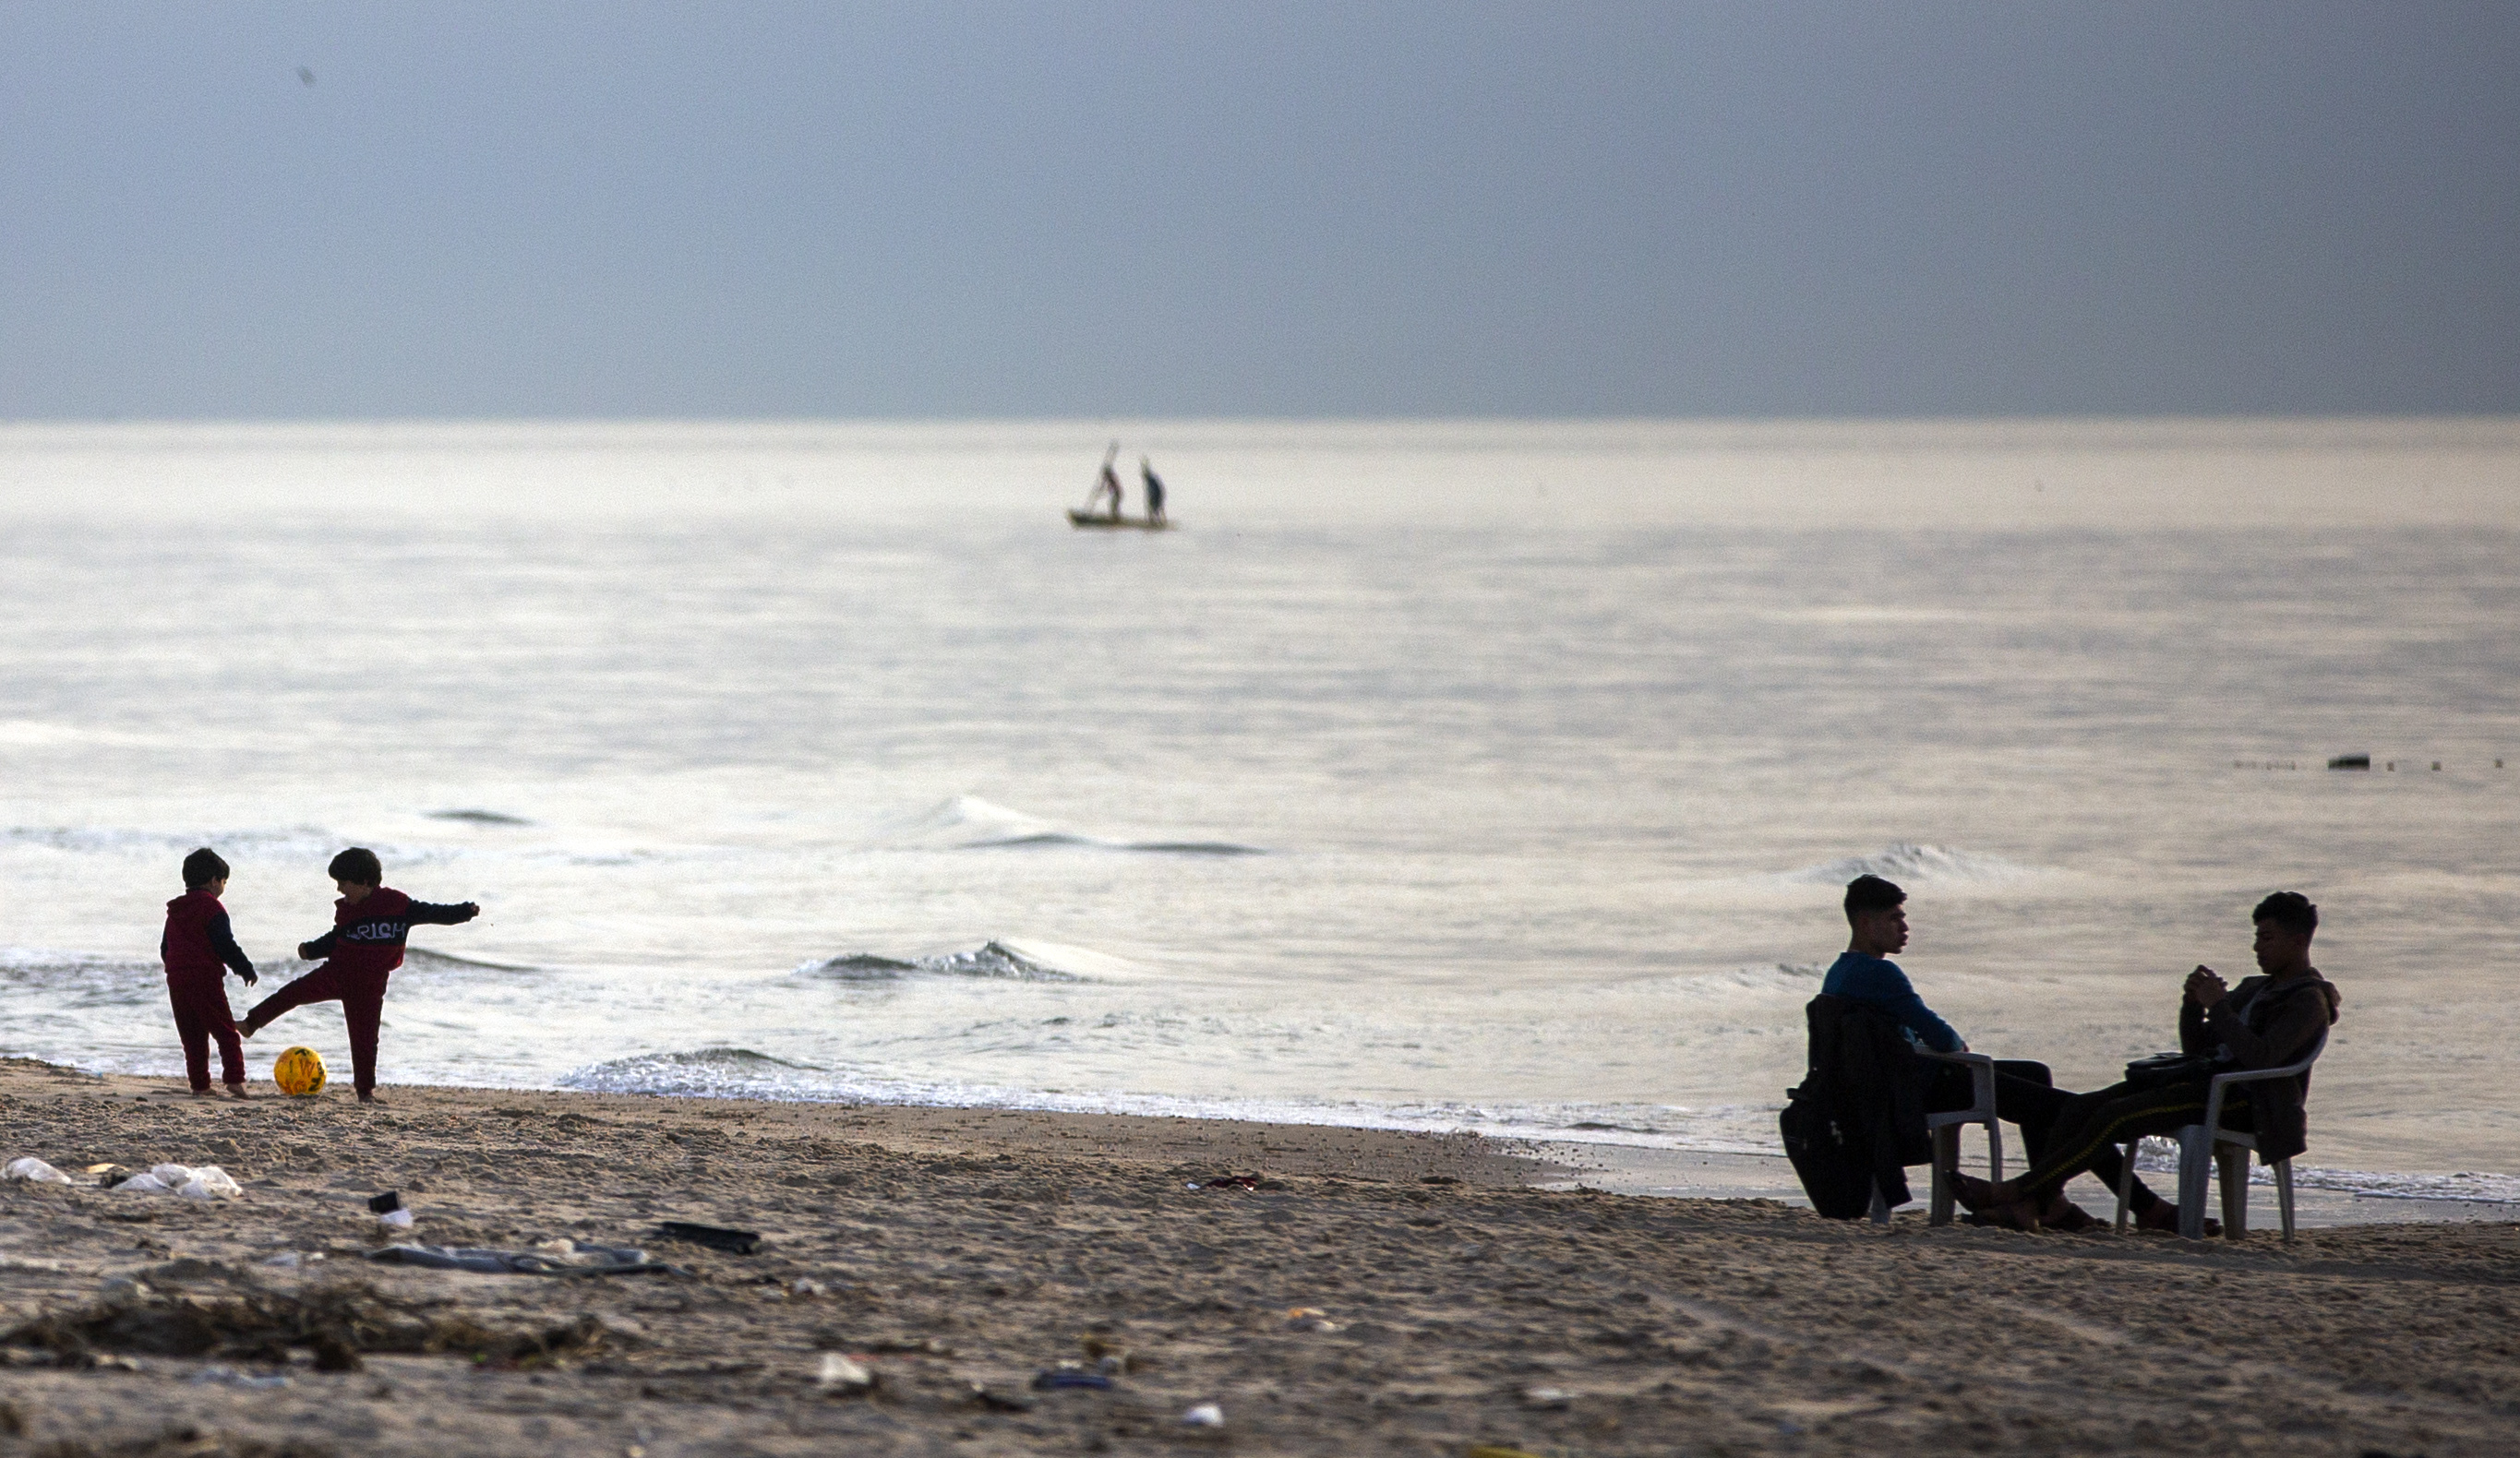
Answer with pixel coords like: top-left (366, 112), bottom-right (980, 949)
top-left (1541, 1143), bottom-right (2520, 1228)
top-left (3, 1058), bottom-right (2517, 1456)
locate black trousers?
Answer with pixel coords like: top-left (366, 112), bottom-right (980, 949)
top-left (2010, 1077), bottom-right (2251, 1202)
top-left (1926, 1060), bottom-right (2166, 1212)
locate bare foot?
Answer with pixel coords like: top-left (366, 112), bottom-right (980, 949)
top-left (1975, 1177), bottom-right (2050, 1230)
top-left (186, 1087), bottom-right (214, 1098)
top-left (224, 1084), bottom-right (252, 1100)
top-left (2133, 1202), bottom-right (2221, 1237)
top-left (2043, 1195), bottom-right (2097, 1231)
top-left (356, 1092), bottom-right (379, 1105)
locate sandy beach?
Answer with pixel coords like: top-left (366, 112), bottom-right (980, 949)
top-left (0, 1060), bottom-right (2513, 1456)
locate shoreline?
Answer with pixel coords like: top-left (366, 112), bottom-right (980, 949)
top-left (4, 1058), bottom-right (2520, 1453)
top-left (30, 1053), bottom-right (2520, 1228)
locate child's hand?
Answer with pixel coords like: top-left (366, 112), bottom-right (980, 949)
top-left (240, 970), bottom-right (258, 986)
top-left (297, 940), bottom-right (321, 960)
top-left (455, 902), bottom-right (481, 922)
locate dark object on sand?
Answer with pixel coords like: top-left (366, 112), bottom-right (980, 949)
top-left (2328, 754), bottom-right (2370, 771)
top-left (366, 1243), bottom-right (686, 1277)
top-left (1033, 1369), bottom-right (1114, 1391)
top-left (366, 1190), bottom-right (402, 1214)
top-left (1183, 1174), bottom-right (1260, 1190)
top-left (654, 1221), bottom-right (762, 1255)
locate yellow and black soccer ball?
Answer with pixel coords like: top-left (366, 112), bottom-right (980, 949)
top-left (271, 1046), bottom-right (328, 1097)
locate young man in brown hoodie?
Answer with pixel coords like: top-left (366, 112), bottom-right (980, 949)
top-left (1966, 891), bottom-right (2341, 1228)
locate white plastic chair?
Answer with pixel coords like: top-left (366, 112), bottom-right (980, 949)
top-left (1866, 1048), bottom-right (2003, 1226)
top-left (1922, 1049), bottom-right (2004, 1226)
top-left (2112, 1027), bottom-right (2326, 1241)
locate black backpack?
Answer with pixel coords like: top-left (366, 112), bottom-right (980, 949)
top-left (1779, 1082), bottom-right (1873, 1220)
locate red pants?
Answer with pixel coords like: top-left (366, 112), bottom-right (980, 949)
top-left (167, 974), bottom-right (245, 1092)
top-left (246, 964), bottom-right (389, 1094)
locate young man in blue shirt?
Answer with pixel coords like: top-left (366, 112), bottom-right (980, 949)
top-left (1826, 874), bottom-right (2169, 1228)
top-left (1822, 874), bottom-right (1965, 1052)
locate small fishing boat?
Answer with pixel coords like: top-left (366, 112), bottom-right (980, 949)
top-left (1067, 509), bottom-right (1174, 531)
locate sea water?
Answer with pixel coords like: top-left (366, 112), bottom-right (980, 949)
top-left (2, 419), bottom-right (2515, 1207)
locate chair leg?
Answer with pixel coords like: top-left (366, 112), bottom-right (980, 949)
top-left (2274, 1158), bottom-right (2297, 1241)
top-left (1868, 1181), bottom-right (1891, 1226)
top-left (2114, 1139), bottom-right (2140, 1233)
top-left (2215, 1144), bottom-right (2249, 1239)
top-left (1929, 1125), bottom-right (1957, 1226)
top-left (2177, 1125), bottom-right (2212, 1239)
top-left (1986, 1117), bottom-right (2003, 1186)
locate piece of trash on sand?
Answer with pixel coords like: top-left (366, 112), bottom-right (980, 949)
top-left (967, 1381), bottom-right (1036, 1412)
top-left (654, 1221), bottom-right (762, 1254)
top-left (1182, 1173), bottom-right (1261, 1191)
top-left (1181, 1403), bottom-right (1225, 1427)
top-left (816, 1352), bottom-right (875, 1392)
top-left (1284, 1306), bottom-right (1340, 1333)
top-left (1032, 1368), bottom-right (1114, 1391)
top-left (1521, 1385), bottom-right (1573, 1409)
top-left (259, 1251), bottom-right (329, 1270)
top-left (378, 1208), bottom-right (415, 1229)
top-left (368, 1191), bottom-right (403, 1214)
top-left (4, 1157), bottom-right (71, 1184)
top-left (104, 1164), bottom-right (241, 1199)
top-left (180, 1167), bottom-right (242, 1201)
top-left (188, 1365), bottom-right (291, 1390)
top-left (366, 1243), bottom-right (685, 1277)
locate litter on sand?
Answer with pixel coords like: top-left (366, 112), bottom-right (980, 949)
top-left (1182, 1174), bottom-right (1261, 1191)
top-left (5, 1157), bottom-right (72, 1184)
top-left (188, 1366), bottom-right (291, 1390)
top-left (365, 1241), bottom-right (689, 1277)
top-left (107, 1165), bottom-right (242, 1200)
top-left (816, 1352), bottom-right (875, 1392)
top-left (1181, 1404), bottom-right (1225, 1427)
top-left (1032, 1368), bottom-right (1114, 1391)
top-left (654, 1221), bottom-right (762, 1254)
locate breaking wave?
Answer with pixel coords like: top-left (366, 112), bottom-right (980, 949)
top-left (898, 796), bottom-right (1263, 856)
top-left (426, 808), bottom-right (533, 826)
top-left (558, 1046), bottom-right (823, 1097)
top-left (0, 950), bottom-right (162, 1010)
top-left (796, 940), bottom-right (1086, 983)
top-left (1784, 843), bottom-right (2043, 885)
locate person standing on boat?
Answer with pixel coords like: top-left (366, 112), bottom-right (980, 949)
top-left (1140, 457), bottom-right (1167, 523)
top-left (1093, 444), bottom-right (1125, 519)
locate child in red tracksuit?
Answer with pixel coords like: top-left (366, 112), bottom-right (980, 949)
top-left (162, 847), bottom-right (260, 1097)
top-left (240, 846), bottom-right (479, 1104)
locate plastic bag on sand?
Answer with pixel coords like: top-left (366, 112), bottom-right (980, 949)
top-left (5, 1157), bottom-right (73, 1184)
top-left (180, 1166), bottom-right (242, 1201)
top-left (112, 1164), bottom-right (240, 1198)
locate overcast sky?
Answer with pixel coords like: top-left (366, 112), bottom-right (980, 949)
top-left (4, 3), bottom-right (2514, 420)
